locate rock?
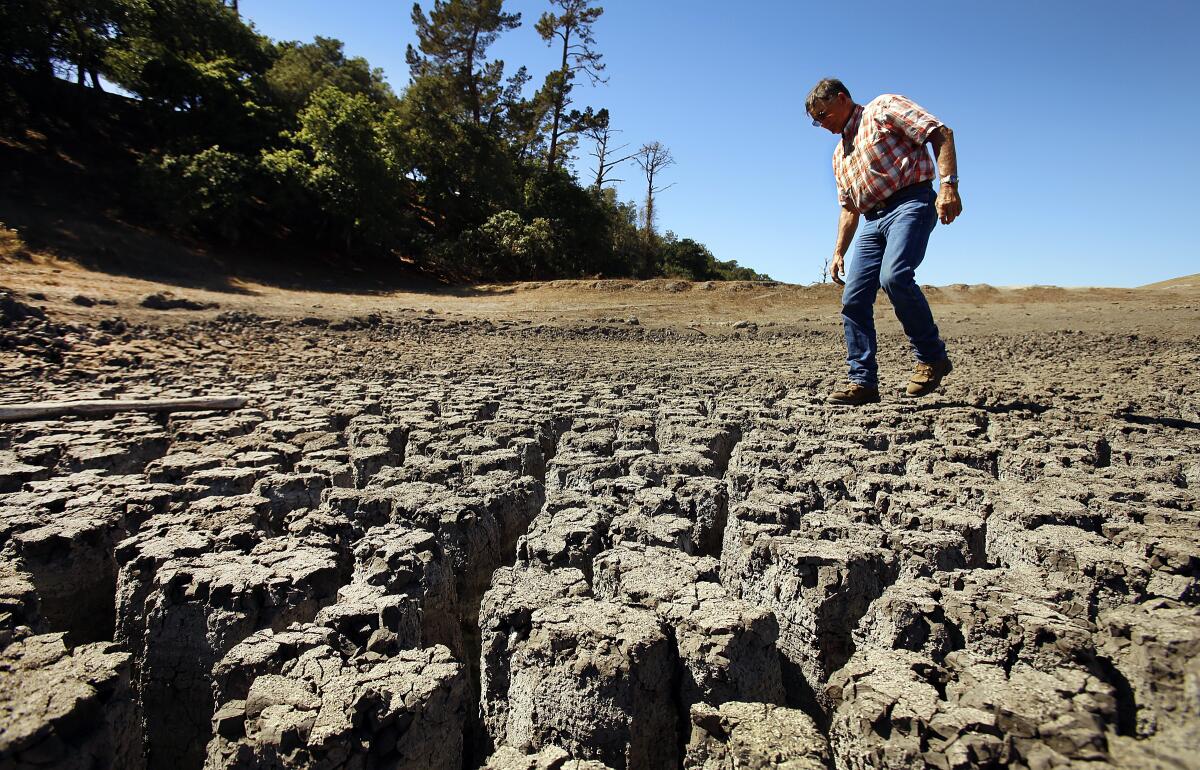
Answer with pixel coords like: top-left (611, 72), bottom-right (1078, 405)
top-left (140, 292), bottom-right (219, 311)
top-left (0, 633), bottom-right (144, 770)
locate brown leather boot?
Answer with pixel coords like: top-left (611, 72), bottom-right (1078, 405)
top-left (905, 357), bottom-right (953, 397)
top-left (827, 383), bottom-right (881, 405)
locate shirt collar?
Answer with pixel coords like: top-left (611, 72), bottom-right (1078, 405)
top-left (842, 104), bottom-right (863, 141)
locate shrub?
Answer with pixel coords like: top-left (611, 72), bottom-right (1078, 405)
top-left (140, 145), bottom-right (252, 241)
top-left (0, 223), bottom-right (28, 261)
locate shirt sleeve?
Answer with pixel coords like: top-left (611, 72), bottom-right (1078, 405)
top-left (879, 94), bottom-right (943, 145)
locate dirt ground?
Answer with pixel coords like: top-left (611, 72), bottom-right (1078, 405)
top-left (4, 251), bottom-right (1199, 334)
top-left (1, 257), bottom-right (1198, 769)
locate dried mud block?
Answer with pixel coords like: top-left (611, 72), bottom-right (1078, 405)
top-left (212, 624), bottom-right (341, 707)
top-left (294, 456), bottom-right (354, 488)
top-left (424, 473), bottom-right (546, 611)
top-left (726, 534), bottom-right (897, 713)
top-left (683, 701), bottom-right (829, 770)
top-left (986, 522), bottom-right (1151, 615)
top-left (343, 522), bottom-right (461, 656)
top-left (545, 453), bottom-right (622, 495)
top-left (350, 446), bottom-right (398, 487)
top-left (1103, 521), bottom-right (1200, 603)
top-left (7, 512), bottom-right (123, 645)
top-left (483, 745), bottom-right (614, 769)
top-left (608, 508), bottom-right (695, 552)
top-left (491, 596), bottom-right (677, 770)
top-left (827, 647), bottom-right (1115, 770)
top-left (516, 503), bottom-right (610, 578)
top-left (854, 569), bottom-right (1104, 692)
top-left (888, 529), bottom-right (970, 578)
top-left (252, 472), bottom-right (329, 518)
top-left (0, 633), bottom-right (143, 770)
top-left (62, 427), bottom-right (169, 475)
top-left (345, 415), bottom-right (408, 456)
top-left (628, 450), bottom-right (716, 484)
top-left (1097, 599), bottom-right (1200, 738)
top-left (0, 560), bottom-right (42, 648)
top-left (184, 466), bottom-right (263, 498)
top-left (664, 474), bottom-right (729, 556)
top-left (129, 541), bottom-right (346, 770)
top-left (593, 545), bottom-right (784, 708)
top-left (313, 582), bottom-right (422, 653)
top-left (0, 451), bottom-right (50, 493)
top-left (655, 422), bottom-right (739, 473)
top-left (205, 643), bottom-right (467, 770)
top-left (169, 411), bottom-right (265, 443)
top-left (479, 566), bottom-right (591, 752)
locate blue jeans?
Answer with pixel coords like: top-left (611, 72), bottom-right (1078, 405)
top-left (841, 183), bottom-right (946, 387)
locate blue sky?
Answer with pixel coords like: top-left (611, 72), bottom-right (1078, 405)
top-left (240, 0), bottom-right (1198, 287)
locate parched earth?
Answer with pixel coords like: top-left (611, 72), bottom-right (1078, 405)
top-left (1, 273), bottom-right (1198, 770)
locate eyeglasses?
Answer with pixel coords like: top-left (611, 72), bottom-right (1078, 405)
top-left (810, 106), bottom-right (831, 127)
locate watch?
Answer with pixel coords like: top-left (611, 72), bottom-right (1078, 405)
top-left (941, 174), bottom-right (959, 185)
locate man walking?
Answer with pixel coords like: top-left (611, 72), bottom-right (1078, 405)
top-left (807, 78), bottom-right (961, 405)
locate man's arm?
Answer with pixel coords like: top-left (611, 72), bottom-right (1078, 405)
top-left (928, 125), bottom-right (962, 225)
top-left (830, 205), bottom-right (860, 285)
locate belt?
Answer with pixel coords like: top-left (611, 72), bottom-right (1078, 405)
top-left (865, 181), bottom-right (933, 218)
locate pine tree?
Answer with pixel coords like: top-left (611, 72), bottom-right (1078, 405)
top-left (406, 0), bottom-right (520, 125)
top-left (535, 0), bottom-right (605, 170)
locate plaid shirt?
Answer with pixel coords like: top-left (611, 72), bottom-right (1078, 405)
top-left (833, 94), bottom-right (942, 213)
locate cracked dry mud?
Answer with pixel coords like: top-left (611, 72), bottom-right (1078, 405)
top-left (1, 282), bottom-right (1198, 770)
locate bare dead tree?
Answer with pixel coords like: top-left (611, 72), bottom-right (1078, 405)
top-left (821, 255), bottom-right (830, 283)
top-left (634, 141), bottom-right (675, 236)
top-left (585, 119), bottom-right (637, 190)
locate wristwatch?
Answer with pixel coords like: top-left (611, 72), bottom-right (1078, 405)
top-left (941, 174), bottom-right (959, 186)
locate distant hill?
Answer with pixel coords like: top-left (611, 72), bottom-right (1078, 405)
top-left (1140, 274), bottom-right (1200, 290)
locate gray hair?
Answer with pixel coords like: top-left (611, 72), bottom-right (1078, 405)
top-left (805, 78), bottom-right (851, 115)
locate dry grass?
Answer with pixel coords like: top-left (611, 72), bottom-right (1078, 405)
top-left (0, 223), bottom-right (29, 262)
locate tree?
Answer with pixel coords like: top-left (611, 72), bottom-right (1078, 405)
top-left (535, 0), bottom-right (605, 170)
top-left (406, 0), bottom-right (520, 125)
top-left (263, 86), bottom-right (413, 251)
top-left (583, 109), bottom-right (635, 190)
top-left (266, 36), bottom-right (395, 117)
top-left (634, 140), bottom-right (674, 236)
top-left (105, 0), bottom-right (275, 150)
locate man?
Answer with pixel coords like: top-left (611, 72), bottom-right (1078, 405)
top-left (807, 78), bottom-right (962, 405)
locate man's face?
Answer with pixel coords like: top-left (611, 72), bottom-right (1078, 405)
top-left (809, 93), bottom-right (850, 135)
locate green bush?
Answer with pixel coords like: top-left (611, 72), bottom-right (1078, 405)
top-left (140, 145), bottom-right (252, 240)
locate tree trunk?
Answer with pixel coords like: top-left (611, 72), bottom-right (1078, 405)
top-left (0, 396), bottom-right (249, 423)
top-left (547, 28), bottom-right (572, 170)
top-left (467, 27), bottom-right (480, 124)
top-left (644, 166), bottom-right (655, 236)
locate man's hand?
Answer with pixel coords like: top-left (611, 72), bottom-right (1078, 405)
top-left (831, 253), bottom-right (846, 285)
top-left (936, 185), bottom-right (962, 225)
